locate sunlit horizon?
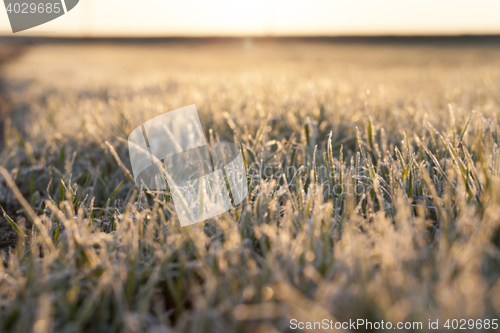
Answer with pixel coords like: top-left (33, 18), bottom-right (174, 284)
top-left (1, 0), bottom-right (500, 37)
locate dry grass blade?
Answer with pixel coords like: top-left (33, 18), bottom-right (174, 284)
top-left (104, 140), bottom-right (136, 185)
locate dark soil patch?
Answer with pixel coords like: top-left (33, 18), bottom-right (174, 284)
top-left (0, 222), bottom-right (17, 255)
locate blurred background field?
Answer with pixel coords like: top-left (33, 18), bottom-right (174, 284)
top-left (1, 38), bottom-right (500, 332)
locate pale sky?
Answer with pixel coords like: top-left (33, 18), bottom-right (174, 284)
top-left (1, 0), bottom-right (500, 36)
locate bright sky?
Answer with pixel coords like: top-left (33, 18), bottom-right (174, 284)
top-left (1, 0), bottom-right (500, 36)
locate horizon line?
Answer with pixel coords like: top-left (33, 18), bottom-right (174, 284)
top-left (2, 34), bottom-right (500, 43)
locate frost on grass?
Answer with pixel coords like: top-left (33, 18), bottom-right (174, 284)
top-left (1, 42), bottom-right (500, 332)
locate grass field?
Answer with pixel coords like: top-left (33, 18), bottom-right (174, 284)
top-left (1, 39), bottom-right (500, 332)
